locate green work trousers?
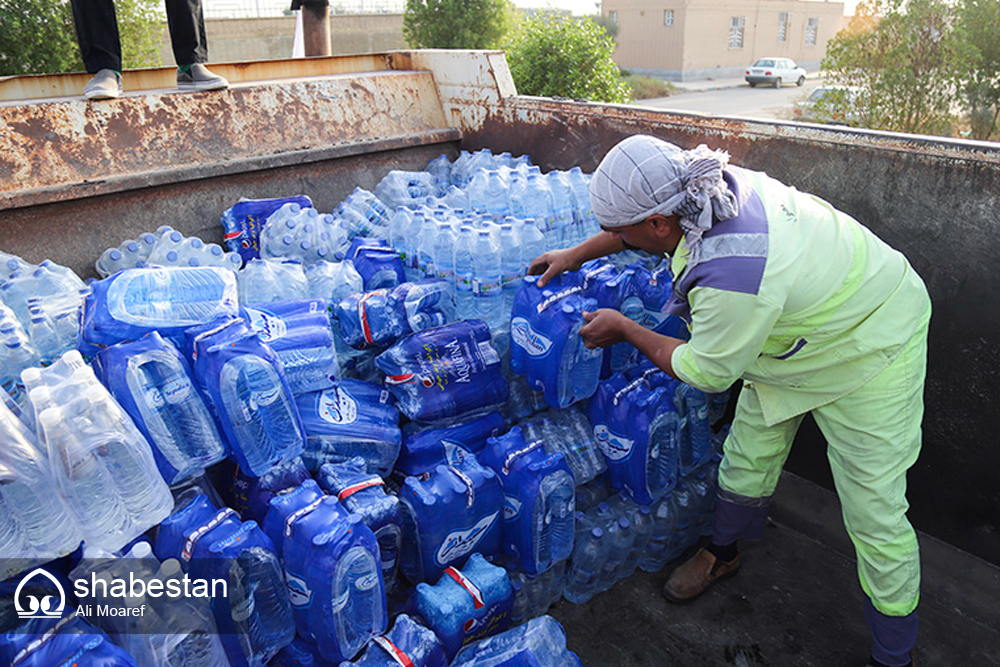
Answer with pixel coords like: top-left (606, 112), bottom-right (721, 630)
top-left (718, 315), bottom-right (929, 617)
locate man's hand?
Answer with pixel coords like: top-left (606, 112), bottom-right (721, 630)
top-left (579, 309), bottom-right (632, 349)
top-left (527, 248), bottom-right (582, 288)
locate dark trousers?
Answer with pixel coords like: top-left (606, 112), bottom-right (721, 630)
top-left (71, 0), bottom-right (208, 73)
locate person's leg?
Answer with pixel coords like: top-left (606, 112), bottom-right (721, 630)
top-left (70, 0), bottom-right (122, 73)
top-left (165, 0), bottom-right (208, 66)
top-left (663, 381), bottom-right (804, 601)
top-left (812, 322), bottom-right (928, 666)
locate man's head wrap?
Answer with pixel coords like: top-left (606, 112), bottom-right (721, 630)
top-left (589, 135), bottom-right (739, 266)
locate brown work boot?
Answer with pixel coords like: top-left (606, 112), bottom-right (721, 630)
top-left (662, 547), bottom-right (741, 603)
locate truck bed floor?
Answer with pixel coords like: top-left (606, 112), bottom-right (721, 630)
top-left (551, 472), bottom-right (1000, 665)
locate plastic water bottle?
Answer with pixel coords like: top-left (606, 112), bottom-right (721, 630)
top-left (1, 338), bottom-right (39, 408)
top-left (453, 226), bottom-right (476, 320)
top-left (434, 222), bottom-right (458, 304)
top-left (413, 552), bottom-right (513, 659)
top-left (416, 215), bottom-right (440, 280)
top-left (347, 614), bottom-right (448, 667)
top-left (220, 355), bottom-right (301, 474)
top-left (451, 614), bottom-right (579, 666)
top-left (677, 384), bottom-right (712, 475)
top-left (237, 258), bottom-right (307, 305)
top-left (512, 172), bottom-right (557, 250)
top-left (316, 457), bottom-right (405, 594)
top-left (264, 480), bottom-right (387, 663)
top-left (548, 171), bottom-right (579, 247)
top-left (95, 333), bottom-right (227, 485)
top-left (426, 154), bottom-right (453, 193)
top-left (562, 525), bottom-right (606, 603)
top-left (472, 230), bottom-right (503, 329)
top-left (596, 516), bottom-right (632, 592)
top-left (520, 218), bottom-right (547, 271)
top-left (499, 224), bottom-right (522, 320)
top-left (0, 397), bottom-right (81, 572)
top-left (639, 493), bottom-right (675, 573)
top-left (565, 167), bottom-right (597, 235)
top-left (306, 259), bottom-right (364, 302)
top-left (36, 398), bottom-right (172, 553)
top-left (479, 427), bottom-right (575, 575)
top-left (375, 170), bottom-right (437, 209)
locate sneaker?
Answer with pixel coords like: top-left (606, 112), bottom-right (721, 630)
top-left (177, 64), bottom-right (229, 92)
top-left (83, 69), bottom-right (122, 100)
top-left (661, 547), bottom-right (741, 603)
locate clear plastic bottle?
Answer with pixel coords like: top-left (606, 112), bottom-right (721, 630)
top-left (434, 222), bottom-right (458, 305)
top-left (548, 171), bottom-right (579, 247)
top-left (596, 516), bottom-right (632, 592)
top-left (499, 223), bottom-right (522, 320)
top-left (562, 527), bottom-right (606, 603)
top-left (416, 215), bottom-right (439, 280)
top-left (453, 226), bottom-right (477, 321)
top-left (512, 172), bottom-right (557, 250)
top-left (472, 230), bottom-right (503, 329)
top-left (534, 470), bottom-right (576, 570)
top-left (218, 355), bottom-right (300, 475)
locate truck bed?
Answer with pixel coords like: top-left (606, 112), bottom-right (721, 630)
top-left (2, 53), bottom-right (999, 665)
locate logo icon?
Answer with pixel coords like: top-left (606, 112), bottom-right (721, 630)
top-left (14, 568), bottom-right (66, 620)
top-left (510, 317), bottom-right (553, 357)
top-left (596, 431), bottom-right (635, 461)
top-left (436, 513), bottom-right (499, 565)
top-left (503, 496), bottom-right (522, 520)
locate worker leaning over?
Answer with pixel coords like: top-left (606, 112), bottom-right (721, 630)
top-left (528, 135), bottom-right (930, 667)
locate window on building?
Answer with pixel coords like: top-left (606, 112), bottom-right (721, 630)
top-left (664, 9), bottom-right (674, 26)
top-left (729, 16), bottom-right (745, 49)
top-left (806, 17), bottom-right (819, 45)
top-left (609, 10), bottom-right (618, 24)
top-left (778, 12), bottom-right (789, 43)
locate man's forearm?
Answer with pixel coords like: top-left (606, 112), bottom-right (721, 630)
top-left (571, 231), bottom-right (628, 265)
top-left (622, 318), bottom-right (686, 381)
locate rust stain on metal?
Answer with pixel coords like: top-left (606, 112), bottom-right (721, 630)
top-left (1, 71), bottom-right (450, 206)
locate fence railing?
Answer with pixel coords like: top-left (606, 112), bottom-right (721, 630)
top-left (203, 0), bottom-right (406, 18)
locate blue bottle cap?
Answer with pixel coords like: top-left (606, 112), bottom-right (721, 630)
top-left (300, 241), bottom-right (311, 251)
top-left (210, 246), bottom-right (223, 256)
top-left (286, 219), bottom-right (296, 230)
top-left (191, 238), bottom-right (204, 249)
top-left (283, 235), bottom-right (293, 245)
top-left (166, 251), bottom-right (178, 262)
top-left (170, 231), bottom-right (183, 242)
top-left (126, 242), bottom-right (139, 253)
top-left (188, 258), bottom-right (200, 266)
top-left (618, 517), bottom-right (631, 529)
top-left (316, 247), bottom-right (328, 258)
top-left (109, 249), bottom-right (122, 261)
top-left (142, 233), bottom-right (156, 244)
top-left (591, 527), bottom-right (604, 539)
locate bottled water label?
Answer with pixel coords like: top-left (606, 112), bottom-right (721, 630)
top-left (285, 571), bottom-right (313, 607)
top-left (477, 340), bottom-right (500, 365)
top-left (252, 386), bottom-right (281, 409)
top-left (504, 496), bottom-right (522, 520)
top-left (243, 308), bottom-right (287, 342)
top-left (356, 573), bottom-right (379, 591)
top-left (161, 378), bottom-right (193, 404)
top-left (472, 278), bottom-right (500, 297)
top-left (435, 512), bottom-right (499, 566)
top-left (510, 317), bottom-right (554, 358)
top-left (593, 424), bottom-right (634, 461)
top-left (143, 386), bottom-right (166, 409)
top-left (319, 387), bottom-right (358, 425)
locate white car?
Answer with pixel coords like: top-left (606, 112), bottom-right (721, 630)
top-left (745, 58), bottom-right (807, 88)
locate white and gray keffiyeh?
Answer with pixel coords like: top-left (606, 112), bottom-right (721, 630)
top-left (589, 135), bottom-right (739, 267)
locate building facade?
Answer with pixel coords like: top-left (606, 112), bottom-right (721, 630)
top-left (604, 0), bottom-right (845, 81)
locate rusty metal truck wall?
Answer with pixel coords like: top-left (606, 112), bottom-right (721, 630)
top-left (462, 96), bottom-right (1000, 567)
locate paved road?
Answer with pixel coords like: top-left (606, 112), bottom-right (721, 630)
top-left (637, 79), bottom-right (824, 122)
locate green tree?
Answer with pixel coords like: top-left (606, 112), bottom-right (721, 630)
top-left (0, 0), bottom-right (82, 76)
top-left (403, 0), bottom-right (514, 49)
top-left (0, 0), bottom-right (162, 77)
top-left (821, 0), bottom-right (963, 135)
top-left (505, 12), bottom-right (631, 104)
top-left (954, 0), bottom-right (1000, 140)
